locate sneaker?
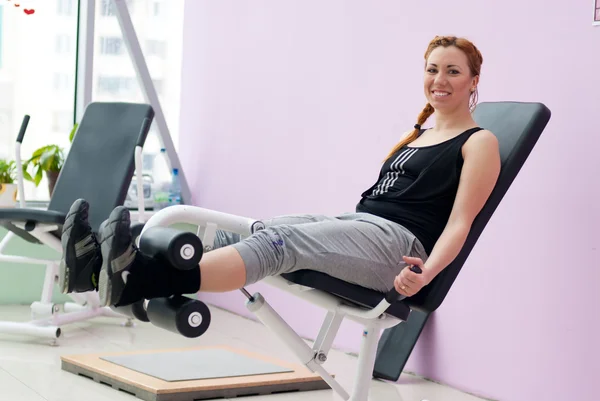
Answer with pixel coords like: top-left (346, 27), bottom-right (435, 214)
top-left (59, 199), bottom-right (102, 294)
top-left (97, 206), bottom-right (137, 307)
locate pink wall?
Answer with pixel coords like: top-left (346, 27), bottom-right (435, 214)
top-left (178, 1), bottom-right (600, 400)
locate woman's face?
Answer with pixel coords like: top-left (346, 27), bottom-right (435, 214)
top-left (423, 46), bottom-right (478, 113)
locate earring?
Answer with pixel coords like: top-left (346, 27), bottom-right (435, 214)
top-left (471, 87), bottom-right (476, 92)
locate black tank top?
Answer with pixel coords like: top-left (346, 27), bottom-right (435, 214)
top-left (356, 127), bottom-right (483, 254)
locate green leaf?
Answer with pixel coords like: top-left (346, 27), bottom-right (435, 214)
top-left (40, 150), bottom-right (55, 171)
top-left (22, 168), bottom-right (33, 182)
top-left (34, 167), bottom-right (43, 186)
top-left (69, 123), bottom-right (79, 143)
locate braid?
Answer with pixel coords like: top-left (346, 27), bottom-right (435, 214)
top-left (383, 35), bottom-right (483, 161)
top-left (384, 103), bottom-right (434, 161)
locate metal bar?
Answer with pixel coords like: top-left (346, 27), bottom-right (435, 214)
top-left (75, 0), bottom-right (96, 121)
top-left (111, 0), bottom-right (192, 205)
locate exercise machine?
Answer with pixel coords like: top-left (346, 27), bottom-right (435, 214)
top-left (0, 102), bottom-right (154, 343)
top-left (0, 0), bottom-right (191, 343)
top-left (63, 102), bottom-right (551, 401)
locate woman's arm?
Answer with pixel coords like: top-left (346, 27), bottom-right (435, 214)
top-left (395, 129), bottom-right (501, 296)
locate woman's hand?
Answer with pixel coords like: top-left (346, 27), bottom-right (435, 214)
top-left (393, 256), bottom-right (432, 297)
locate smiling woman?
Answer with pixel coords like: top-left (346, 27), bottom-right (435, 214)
top-left (384, 36), bottom-right (483, 160)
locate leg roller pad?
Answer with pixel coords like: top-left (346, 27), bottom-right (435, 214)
top-left (146, 295), bottom-right (211, 338)
top-left (139, 227), bottom-right (203, 270)
top-left (112, 300), bottom-right (150, 322)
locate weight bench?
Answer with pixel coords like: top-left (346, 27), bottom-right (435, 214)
top-left (128, 101), bottom-right (551, 401)
top-left (0, 102), bottom-right (154, 342)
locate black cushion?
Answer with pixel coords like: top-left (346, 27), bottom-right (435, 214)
top-left (281, 101), bottom-right (551, 319)
top-left (281, 271), bottom-right (411, 320)
top-left (0, 102), bottom-right (154, 245)
top-left (407, 102), bottom-right (551, 312)
top-left (0, 209), bottom-right (66, 244)
top-left (0, 209), bottom-right (66, 227)
top-left (48, 102), bottom-right (154, 232)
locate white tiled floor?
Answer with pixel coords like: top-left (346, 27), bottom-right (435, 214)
top-left (0, 305), bottom-right (487, 401)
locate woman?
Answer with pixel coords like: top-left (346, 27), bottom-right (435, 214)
top-left (58, 35), bottom-right (500, 308)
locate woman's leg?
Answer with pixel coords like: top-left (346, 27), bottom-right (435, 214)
top-left (63, 202), bottom-right (427, 307)
top-left (104, 212), bottom-right (339, 306)
top-left (225, 212), bottom-right (428, 292)
top-left (202, 214), bottom-right (338, 292)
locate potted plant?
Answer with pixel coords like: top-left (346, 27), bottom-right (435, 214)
top-left (22, 145), bottom-right (65, 197)
top-left (21, 123), bottom-right (78, 197)
top-left (0, 158), bottom-right (18, 207)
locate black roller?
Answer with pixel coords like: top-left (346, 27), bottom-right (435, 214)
top-left (111, 300), bottom-right (150, 322)
top-left (129, 222), bottom-right (145, 245)
top-left (146, 295), bottom-right (211, 338)
top-left (139, 226), bottom-right (203, 270)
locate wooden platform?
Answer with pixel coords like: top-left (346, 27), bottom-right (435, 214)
top-left (60, 345), bottom-right (331, 401)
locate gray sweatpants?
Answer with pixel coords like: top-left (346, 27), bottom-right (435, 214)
top-left (212, 212), bottom-right (428, 293)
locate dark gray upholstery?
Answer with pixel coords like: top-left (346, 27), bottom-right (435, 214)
top-left (282, 102), bottom-right (551, 321)
top-left (0, 102), bottom-right (154, 243)
top-left (372, 101), bottom-right (551, 381)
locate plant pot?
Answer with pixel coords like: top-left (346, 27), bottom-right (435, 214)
top-left (0, 183), bottom-right (18, 208)
top-left (46, 170), bottom-right (60, 198)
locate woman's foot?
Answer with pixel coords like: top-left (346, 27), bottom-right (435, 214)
top-left (59, 199), bottom-right (102, 294)
top-left (96, 207), bottom-right (203, 308)
top-left (98, 206), bottom-right (138, 307)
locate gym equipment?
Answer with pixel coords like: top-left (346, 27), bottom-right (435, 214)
top-left (127, 225), bottom-right (211, 337)
top-left (146, 296), bottom-right (211, 338)
top-left (0, 102), bottom-right (154, 343)
top-left (0, 0), bottom-right (193, 343)
top-left (131, 101), bottom-right (551, 401)
top-left (61, 346), bottom-right (331, 401)
top-left (138, 227), bottom-right (203, 270)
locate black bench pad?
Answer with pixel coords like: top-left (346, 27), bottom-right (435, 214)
top-left (0, 208), bottom-right (66, 244)
top-left (281, 270), bottom-right (411, 321)
top-left (0, 208), bottom-right (66, 227)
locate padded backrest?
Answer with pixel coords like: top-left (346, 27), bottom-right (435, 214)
top-left (406, 101), bottom-right (551, 312)
top-left (48, 102), bottom-right (154, 232)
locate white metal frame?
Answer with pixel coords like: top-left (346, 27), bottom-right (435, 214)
top-left (140, 205), bottom-right (408, 401)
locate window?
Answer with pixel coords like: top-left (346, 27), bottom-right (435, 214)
top-left (97, 76), bottom-right (137, 96)
top-left (145, 40), bottom-right (166, 58)
top-left (100, 0), bottom-right (115, 16)
top-left (0, 110), bottom-right (12, 159)
top-left (53, 73), bottom-right (72, 91)
top-left (52, 111), bottom-right (74, 134)
top-left (152, 79), bottom-right (163, 95)
top-left (100, 36), bottom-right (124, 55)
top-left (92, 0), bottom-right (185, 155)
top-left (57, 0), bottom-right (75, 16)
top-left (101, 0), bottom-right (134, 17)
top-left (151, 1), bottom-right (162, 17)
top-left (595, 0), bottom-right (600, 24)
top-left (0, 6), bottom-right (3, 69)
top-left (0, 0), bottom-right (184, 202)
top-left (55, 34), bottom-right (73, 54)
top-left (0, 1), bottom-right (79, 201)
